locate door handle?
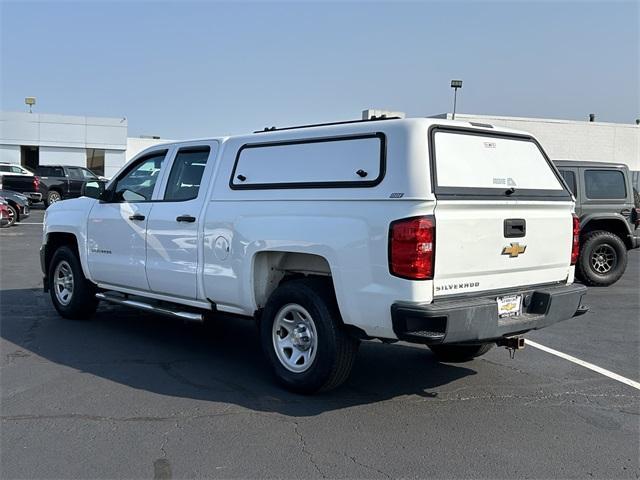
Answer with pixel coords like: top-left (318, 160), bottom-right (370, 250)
top-left (504, 218), bottom-right (526, 238)
top-left (129, 214), bottom-right (145, 221)
top-left (176, 215), bottom-right (196, 223)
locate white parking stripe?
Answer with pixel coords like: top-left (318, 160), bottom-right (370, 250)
top-left (527, 340), bottom-right (640, 391)
top-left (17, 222), bottom-right (43, 225)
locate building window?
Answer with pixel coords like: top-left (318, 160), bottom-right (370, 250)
top-left (86, 149), bottom-right (105, 176)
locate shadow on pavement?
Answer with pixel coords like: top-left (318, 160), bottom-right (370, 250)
top-left (1, 288), bottom-right (476, 416)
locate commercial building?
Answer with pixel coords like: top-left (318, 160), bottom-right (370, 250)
top-left (0, 111), bottom-right (169, 178)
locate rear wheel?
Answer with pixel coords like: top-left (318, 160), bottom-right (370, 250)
top-left (45, 190), bottom-right (62, 208)
top-left (429, 343), bottom-right (494, 362)
top-left (576, 230), bottom-right (627, 287)
top-left (49, 245), bottom-right (98, 319)
top-left (260, 278), bottom-right (359, 393)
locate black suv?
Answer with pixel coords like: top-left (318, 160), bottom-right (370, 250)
top-left (554, 160), bottom-right (640, 286)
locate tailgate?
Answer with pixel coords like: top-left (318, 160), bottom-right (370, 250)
top-left (433, 201), bottom-right (573, 296)
top-left (430, 126), bottom-right (574, 297)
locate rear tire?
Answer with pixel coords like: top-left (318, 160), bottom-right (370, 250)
top-left (260, 278), bottom-right (359, 394)
top-left (576, 230), bottom-right (627, 287)
top-left (429, 343), bottom-right (494, 362)
top-left (49, 245), bottom-right (98, 320)
top-left (45, 190), bottom-right (62, 208)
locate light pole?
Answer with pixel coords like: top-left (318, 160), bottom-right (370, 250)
top-left (25, 97), bottom-right (36, 113)
top-left (450, 80), bottom-right (462, 120)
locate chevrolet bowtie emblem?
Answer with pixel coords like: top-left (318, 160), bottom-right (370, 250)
top-left (502, 242), bottom-right (527, 258)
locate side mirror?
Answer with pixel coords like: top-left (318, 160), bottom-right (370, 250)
top-left (82, 181), bottom-right (105, 200)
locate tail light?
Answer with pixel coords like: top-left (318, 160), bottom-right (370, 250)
top-left (33, 176), bottom-right (40, 191)
top-left (571, 214), bottom-right (580, 265)
top-left (389, 216), bottom-right (435, 280)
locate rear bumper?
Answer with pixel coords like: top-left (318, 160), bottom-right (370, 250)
top-left (391, 283), bottom-right (587, 345)
top-left (22, 192), bottom-right (42, 202)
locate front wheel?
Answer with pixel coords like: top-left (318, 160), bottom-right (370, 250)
top-left (260, 278), bottom-right (359, 394)
top-left (5, 204), bottom-right (17, 227)
top-left (49, 246), bottom-right (98, 319)
top-left (429, 343), bottom-right (494, 362)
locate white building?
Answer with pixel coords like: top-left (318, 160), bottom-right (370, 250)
top-left (0, 111), bottom-right (169, 178)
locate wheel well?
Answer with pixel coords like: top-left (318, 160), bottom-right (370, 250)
top-left (44, 232), bottom-right (79, 273)
top-left (253, 252), bottom-right (333, 309)
top-left (581, 219), bottom-right (631, 249)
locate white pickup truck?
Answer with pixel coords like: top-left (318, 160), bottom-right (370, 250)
top-left (41, 117), bottom-right (587, 393)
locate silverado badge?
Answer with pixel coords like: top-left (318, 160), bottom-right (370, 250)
top-left (502, 242), bottom-right (526, 258)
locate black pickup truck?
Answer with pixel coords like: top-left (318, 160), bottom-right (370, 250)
top-left (554, 160), bottom-right (640, 286)
top-left (1, 165), bottom-right (106, 207)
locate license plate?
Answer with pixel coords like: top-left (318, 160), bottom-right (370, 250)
top-left (497, 295), bottom-right (522, 318)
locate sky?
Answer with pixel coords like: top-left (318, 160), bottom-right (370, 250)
top-left (1, 0), bottom-right (638, 139)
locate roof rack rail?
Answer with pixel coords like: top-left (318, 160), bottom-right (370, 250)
top-left (254, 116), bottom-right (401, 134)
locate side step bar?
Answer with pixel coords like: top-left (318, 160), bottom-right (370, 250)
top-left (96, 292), bottom-right (203, 322)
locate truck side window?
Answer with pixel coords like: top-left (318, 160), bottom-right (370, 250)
top-left (67, 168), bottom-right (83, 180)
top-left (112, 151), bottom-right (167, 202)
top-left (558, 169), bottom-right (576, 196)
top-left (584, 169), bottom-right (626, 200)
top-left (164, 147), bottom-right (210, 201)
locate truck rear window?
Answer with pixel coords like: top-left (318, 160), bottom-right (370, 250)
top-left (230, 133), bottom-right (385, 189)
top-left (431, 128), bottom-right (568, 199)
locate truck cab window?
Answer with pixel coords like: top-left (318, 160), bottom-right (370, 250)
top-left (584, 169), bottom-right (626, 199)
top-left (164, 147), bottom-right (210, 201)
top-left (67, 168), bottom-right (83, 180)
top-left (112, 151), bottom-right (167, 202)
top-left (558, 169), bottom-right (576, 196)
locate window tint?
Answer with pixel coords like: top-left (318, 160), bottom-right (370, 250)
top-left (67, 168), bottom-right (83, 180)
top-left (36, 166), bottom-right (65, 177)
top-left (0, 166), bottom-right (9, 172)
top-left (584, 170), bottom-right (626, 199)
top-left (112, 151), bottom-right (167, 202)
top-left (11, 166), bottom-right (23, 173)
top-left (164, 147), bottom-right (210, 201)
top-left (79, 168), bottom-right (97, 180)
top-left (559, 170), bottom-right (576, 196)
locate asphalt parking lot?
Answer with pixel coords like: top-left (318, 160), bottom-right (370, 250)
top-left (1, 208), bottom-right (639, 479)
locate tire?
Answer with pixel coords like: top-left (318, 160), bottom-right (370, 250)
top-left (260, 278), bottom-right (359, 394)
top-left (45, 190), bottom-right (62, 208)
top-left (49, 245), bottom-right (99, 319)
top-left (5, 204), bottom-right (17, 227)
top-left (576, 230), bottom-right (627, 287)
top-left (429, 343), bottom-right (494, 362)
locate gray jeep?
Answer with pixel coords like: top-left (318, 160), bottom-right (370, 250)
top-left (554, 160), bottom-right (640, 286)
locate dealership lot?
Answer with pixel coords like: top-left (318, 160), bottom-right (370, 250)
top-left (1, 209), bottom-right (638, 479)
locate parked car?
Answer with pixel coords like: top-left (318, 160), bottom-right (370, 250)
top-left (0, 174), bottom-right (43, 205)
top-left (33, 165), bottom-right (107, 207)
top-left (41, 117), bottom-right (587, 393)
top-left (0, 189), bottom-right (30, 227)
top-left (554, 160), bottom-right (640, 286)
top-left (0, 198), bottom-right (11, 228)
top-left (0, 162), bottom-right (33, 177)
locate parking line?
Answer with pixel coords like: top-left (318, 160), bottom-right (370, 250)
top-left (527, 340), bottom-right (640, 391)
top-left (16, 222), bottom-right (43, 225)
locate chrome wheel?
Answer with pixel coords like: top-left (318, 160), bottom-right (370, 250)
top-left (48, 191), bottom-right (61, 204)
top-left (272, 304), bottom-right (318, 373)
top-left (54, 260), bottom-right (74, 306)
top-left (590, 244), bottom-right (617, 274)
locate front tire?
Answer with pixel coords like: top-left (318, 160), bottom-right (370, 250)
top-left (5, 204), bottom-right (17, 227)
top-left (49, 246), bottom-right (98, 319)
top-left (429, 343), bottom-right (494, 362)
top-left (576, 231), bottom-right (627, 287)
top-left (260, 278), bottom-right (359, 394)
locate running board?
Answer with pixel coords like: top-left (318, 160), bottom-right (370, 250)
top-left (96, 292), bottom-right (204, 322)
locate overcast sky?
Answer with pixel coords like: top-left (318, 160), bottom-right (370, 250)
top-left (1, 1), bottom-right (638, 139)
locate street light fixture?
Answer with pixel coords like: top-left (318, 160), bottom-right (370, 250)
top-left (25, 97), bottom-right (36, 113)
top-left (450, 80), bottom-right (462, 120)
